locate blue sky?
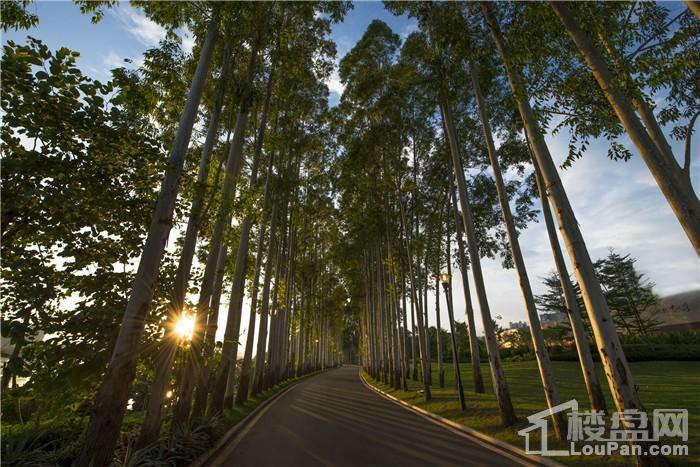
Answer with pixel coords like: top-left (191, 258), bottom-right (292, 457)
top-left (4, 2), bottom-right (698, 341)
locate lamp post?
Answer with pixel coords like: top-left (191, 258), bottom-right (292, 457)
top-left (439, 272), bottom-right (466, 411)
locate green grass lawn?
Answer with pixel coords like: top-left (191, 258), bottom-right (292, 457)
top-left (364, 360), bottom-right (700, 466)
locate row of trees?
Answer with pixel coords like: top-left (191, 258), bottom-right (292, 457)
top-left (2, 1), bottom-right (357, 464)
top-left (1, 1), bottom-right (697, 466)
top-left (350, 3), bottom-right (697, 467)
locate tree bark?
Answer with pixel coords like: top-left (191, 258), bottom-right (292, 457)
top-left (531, 149), bottom-right (607, 414)
top-left (471, 62), bottom-right (564, 439)
top-left (234, 151), bottom-right (278, 406)
top-left (434, 240), bottom-right (445, 388)
top-left (76, 16), bottom-right (218, 466)
top-left (551, 2), bottom-right (700, 254)
top-left (397, 187), bottom-right (432, 401)
top-left (482, 3), bottom-right (659, 461)
top-left (172, 39), bottom-right (259, 427)
top-left (251, 175), bottom-right (282, 396)
top-left (440, 98), bottom-right (516, 426)
top-left (209, 68), bottom-right (275, 413)
top-left (450, 185), bottom-right (484, 393)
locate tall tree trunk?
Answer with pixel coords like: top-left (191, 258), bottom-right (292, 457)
top-left (482, 4), bottom-right (660, 461)
top-left (531, 152), bottom-right (607, 413)
top-left (209, 70), bottom-right (275, 412)
top-left (444, 215), bottom-right (465, 409)
top-left (251, 186), bottom-right (281, 396)
top-left (190, 241), bottom-right (227, 418)
top-left (397, 187), bottom-right (432, 400)
top-left (172, 40), bottom-right (259, 428)
top-left (434, 236), bottom-right (445, 388)
top-left (233, 224), bottom-right (265, 406)
top-left (685, 0), bottom-right (700, 19)
top-left (398, 250), bottom-right (410, 390)
top-left (471, 62), bottom-right (565, 439)
top-left (410, 285), bottom-right (418, 381)
top-left (443, 222), bottom-right (466, 410)
top-left (265, 196), bottom-right (289, 389)
top-left (76, 17), bottom-right (218, 466)
top-left (550, 2), bottom-right (700, 254)
top-left (440, 98), bottom-right (516, 426)
top-left (234, 154), bottom-right (278, 406)
top-left (450, 185), bottom-right (484, 393)
top-left (422, 251), bottom-right (431, 386)
top-left (296, 277), bottom-right (306, 377)
top-left (137, 108), bottom-right (231, 448)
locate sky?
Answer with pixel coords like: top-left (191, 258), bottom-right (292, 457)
top-left (4, 1), bottom-right (698, 346)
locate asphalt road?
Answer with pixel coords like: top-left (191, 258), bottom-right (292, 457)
top-left (206, 366), bottom-right (533, 467)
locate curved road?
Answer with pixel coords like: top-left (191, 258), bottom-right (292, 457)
top-left (206, 366), bottom-right (534, 467)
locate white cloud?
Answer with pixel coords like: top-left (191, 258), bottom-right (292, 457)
top-left (102, 51), bottom-right (124, 69)
top-left (425, 124), bottom-right (700, 337)
top-left (326, 69), bottom-right (345, 96)
top-left (113, 4), bottom-right (166, 47)
top-left (400, 20), bottom-right (418, 40)
top-left (180, 30), bottom-right (195, 55)
top-left (100, 50), bottom-right (144, 72)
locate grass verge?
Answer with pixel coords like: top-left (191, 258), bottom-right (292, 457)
top-left (363, 360), bottom-right (699, 466)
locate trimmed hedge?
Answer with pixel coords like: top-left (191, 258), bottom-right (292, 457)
top-left (548, 343), bottom-right (700, 362)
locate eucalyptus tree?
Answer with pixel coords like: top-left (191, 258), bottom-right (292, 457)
top-left (450, 184), bottom-right (484, 393)
top-left (488, 2), bottom-right (699, 253)
top-left (531, 154), bottom-right (607, 413)
top-left (136, 30), bottom-right (238, 448)
top-left (228, 2), bottom-right (345, 405)
top-left (470, 62), bottom-right (565, 438)
top-left (548, 2), bottom-right (700, 253)
top-left (172, 5), bottom-right (267, 427)
top-left (77, 4), bottom-right (221, 464)
top-left (207, 62), bottom-right (275, 415)
top-left (479, 4), bottom-right (660, 461)
top-left (438, 0), bottom-right (605, 415)
top-left (333, 19), bottom-right (437, 399)
top-left (390, 4), bottom-right (520, 423)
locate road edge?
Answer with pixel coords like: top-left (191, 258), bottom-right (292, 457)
top-left (358, 369), bottom-right (564, 467)
top-left (192, 369), bottom-right (328, 467)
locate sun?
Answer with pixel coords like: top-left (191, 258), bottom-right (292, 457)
top-left (173, 313), bottom-right (196, 341)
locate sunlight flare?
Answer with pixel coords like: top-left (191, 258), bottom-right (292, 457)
top-left (173, 313), bottom-right (196, 341)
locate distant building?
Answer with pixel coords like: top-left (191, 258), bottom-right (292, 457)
top-left (540, 311), bottom-right (568, 329)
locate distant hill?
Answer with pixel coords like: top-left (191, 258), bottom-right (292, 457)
top-left (653, 289), bottom-right (700, 332)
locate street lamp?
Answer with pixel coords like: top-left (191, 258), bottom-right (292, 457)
top-left (439, 272), bottom-right (466, 411)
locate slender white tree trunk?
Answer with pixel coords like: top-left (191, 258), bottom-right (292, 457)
top-left (471, 62), bottom-right (565, 439)
top-left (551, 2), bottom-right (700, 254)
top-left (209, 68), bottom-right (275, 413)
top-left (173, 41), bottom-right (259, 426)
top-left (440, 98), bottom-right (516, 426)
top-left (450, 185), bottom-right (485, 393)
top-left (76, 16), bottom-right (218, 466)
top-left (397, 187), bottom-right (432, 400)
top-left (531, 154), bottom-right (607, 413)
top-left (482, 5), bottom-right (660, 463)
